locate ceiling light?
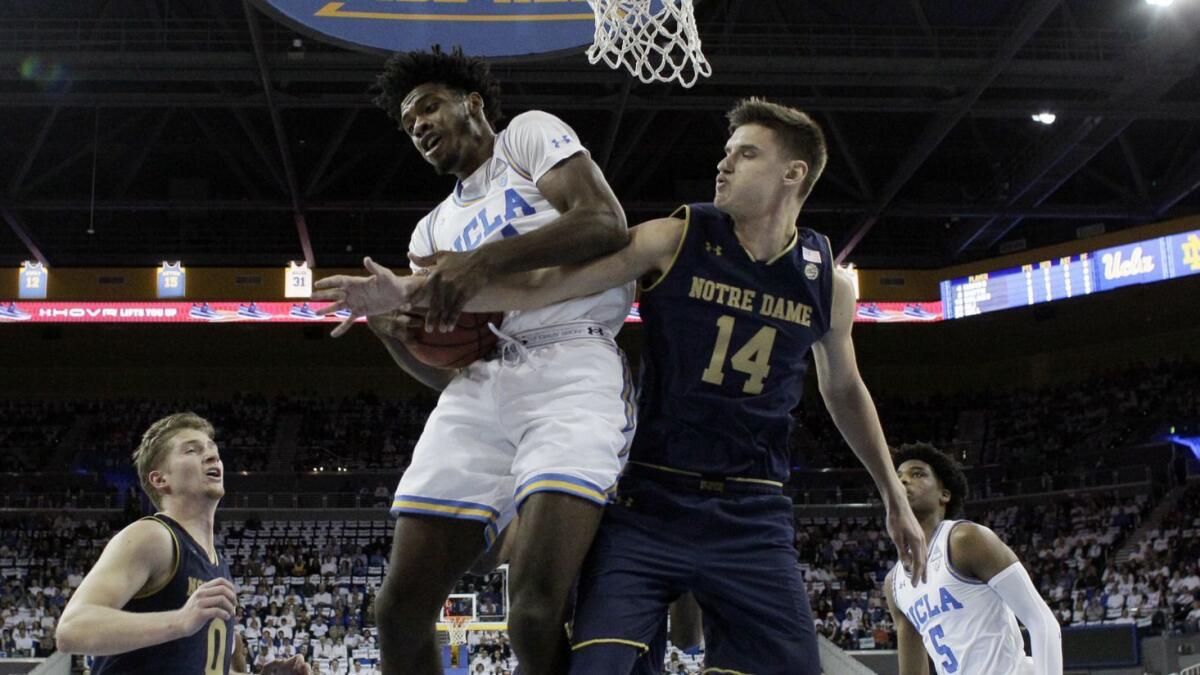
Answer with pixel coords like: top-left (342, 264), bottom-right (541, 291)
top-left (1145, 0), bottom-right (1173, 7)
top-left (1031, 112), bottom-right (1057, 125)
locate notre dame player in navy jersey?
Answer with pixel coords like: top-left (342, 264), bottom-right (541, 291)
top-left (57, 413), bottom-right (308, 675)
top-left (322, 97), bottom-right (927, 674)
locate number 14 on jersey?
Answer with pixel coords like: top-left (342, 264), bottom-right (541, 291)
top-left (701, 315), bottom-right (778, 395)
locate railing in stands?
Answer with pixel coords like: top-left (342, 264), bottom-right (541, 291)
top-left (1179, 662), bottom-right (1200, 675)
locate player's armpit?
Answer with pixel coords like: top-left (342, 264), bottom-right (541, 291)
top-left (947, 522), bottom-right (1019, 583)
top-left (885, 571), bottom-right (930, 675)
top-left (462, 216), bottom-right (684, 312)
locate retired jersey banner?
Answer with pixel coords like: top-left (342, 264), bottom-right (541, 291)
top-left (156, 262), bottom-right (186, 298)
top-left (0, 301), bottom-right (940, 324)
top-left (250, 0), bottom-right (596, 59)
top-left (18, 262), bottom-right (47, 299)
top-left (285, 262), bottom-right (313, 299)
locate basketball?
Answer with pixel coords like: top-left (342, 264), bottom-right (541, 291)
top-left (405, 311), bottom-right (503, 369)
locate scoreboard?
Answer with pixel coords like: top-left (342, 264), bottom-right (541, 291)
top-left (942, 229), bottom-right (1200, 319)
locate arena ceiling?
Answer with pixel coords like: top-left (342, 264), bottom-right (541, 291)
top-left (1, 0), bottom-right (1199, 269)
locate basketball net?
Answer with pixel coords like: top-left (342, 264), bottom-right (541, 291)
top-left (587, 0), bottom-right (712, 88)
top-left (446, 615), bottom-right (471, 646)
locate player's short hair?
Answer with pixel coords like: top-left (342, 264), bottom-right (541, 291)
top-left (373, 45), bottom-right (503, 127)
top-left (726, 97), bottom-right (827, 200)
top-left (132, 412), bottom-right (214, 510)
top-left (893, 442), bottom-right (967, 519)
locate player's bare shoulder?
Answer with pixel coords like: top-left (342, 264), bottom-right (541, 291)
top-left (105, 518), bottom-right (178, 584)
top-left (948, 520), bottom-right (1018, 582)
top-left (111, 518), bottom-right (176, 561)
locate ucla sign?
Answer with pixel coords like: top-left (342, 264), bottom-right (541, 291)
top-left (251, 0), bottom-right (597, 59)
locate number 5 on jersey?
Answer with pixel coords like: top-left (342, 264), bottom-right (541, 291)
top-left (701, 315), bottom-right (777, 395)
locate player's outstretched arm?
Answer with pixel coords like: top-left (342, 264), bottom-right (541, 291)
top-left (950, 523), bottom-right (1063, 675)
top-left (884, 570), bottom-right (930, 675)
top-left (409, 216), bottom-right (682, 318)
top-left (812, 268), bottom-right (927, 583)
top-left (56, 519), bottom-right (237, 655)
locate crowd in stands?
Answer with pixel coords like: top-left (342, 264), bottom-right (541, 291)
top-left (1, 357), bottom-right (1198, 669)
top-left (1, 479), bottom-right (1195, 670)
top-left (292, 393), bottom-right (433, 472)
top-left (1101, 483), bottom-right (1200, 633)
top-left (2, 357), bottom-right (1195, 496)
top-left (0, 401), bottom-right (75, 472)
top-left (797, 357), bottom-right (1200, 483)
top-left (795, 490), bottom-right (1171, 651)
top-left (71, 393), bottom-right (281, 473)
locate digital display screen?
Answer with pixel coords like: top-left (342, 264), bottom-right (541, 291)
top-left (942, 229), bottom-right (1200, 319)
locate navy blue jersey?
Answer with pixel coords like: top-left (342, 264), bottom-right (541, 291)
top-left (92, 514), bottom-right (233, 675)
top-left (629, 203), bottom-right (834, 483)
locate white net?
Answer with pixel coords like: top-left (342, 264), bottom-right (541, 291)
top-left (447, 616), bottom-right (470, 646)
top-left (586, 0), bottom-right (712, 88)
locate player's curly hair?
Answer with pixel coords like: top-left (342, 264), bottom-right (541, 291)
top-left (373, 45), bottom-right (503, 127)
top-left (892, 442), bottom-right (968, 519)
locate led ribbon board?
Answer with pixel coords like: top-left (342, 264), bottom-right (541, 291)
top-left (0, 301), bottom-right (943, 324)
top-left (941, 229), bottom-right (1200, 319)
top-left (249, 0), bottom-right (598, 59)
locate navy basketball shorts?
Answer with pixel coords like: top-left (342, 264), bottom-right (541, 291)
top-left (569, 475), bottom-right (820, 675)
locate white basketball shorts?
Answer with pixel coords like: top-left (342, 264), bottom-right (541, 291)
top-left (391, 330), bottom-right (636, 547)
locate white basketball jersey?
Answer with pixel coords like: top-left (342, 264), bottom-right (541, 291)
top-left (891, 520), bottom-right (1034, 675)
top-left (409, 110), bottom-right (634, 335)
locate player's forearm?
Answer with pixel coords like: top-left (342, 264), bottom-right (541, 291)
top-left (462, 269), bottom-right (566, 312)
top-left (821, 381), bottom-right (907, 507)
top-left (56, 605), bottom-right (185, 655)
top-left (989, 563), bottom-right (1063, 675)
top-left (897, 645), bottom-right (931, 675)
top-left (471, 205), bottom-right (628, 276)
top-left (371, 329), bottom-right (454, 391)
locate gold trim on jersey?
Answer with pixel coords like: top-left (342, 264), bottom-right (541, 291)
top-left (702, 668), bottom-right (755, 675)
top-left (627, 461), bottom-right (784, 487)
top-left (132, 515), bottom-right (180, 599)
top-left (572, 638), bottom-right (650, 653)
top-left (640, 205), bottom-right (691, 293)
top-left (764, 227), bottom-right (800, 266)
top-left (736, 226), bottom-right (799, 266)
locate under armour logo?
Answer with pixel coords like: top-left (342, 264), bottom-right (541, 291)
top-left (587, 327), bottom-right (602, 335)
top-left (705, 242), bottom-right (722, 256)
top-left (550, 135), bottom-right (572, 149)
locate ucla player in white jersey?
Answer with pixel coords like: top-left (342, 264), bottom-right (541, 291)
top-left (323, 47), bottom-right (634, 675)
top-left (885, 443), bottom-right (1063, 674)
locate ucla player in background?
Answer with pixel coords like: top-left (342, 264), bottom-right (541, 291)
top-left (320, 97), bottom-right (927, 674)
top-left (886, 443), bottom-right (1062, 674)
top-left (328, 46), bottom-right (633, 675)
top-left (55, 413), bottom-right (308, 675)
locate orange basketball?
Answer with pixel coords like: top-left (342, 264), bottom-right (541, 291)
top-left (405, 311), bottom-right (503, 369)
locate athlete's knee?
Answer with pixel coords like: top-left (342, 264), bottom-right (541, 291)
top-left (374, 573), bottom-right (437, 632)
top-left (506, 596), bottom-right (562, 640)
top-left (566, 642), bottom-right (641, 675)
